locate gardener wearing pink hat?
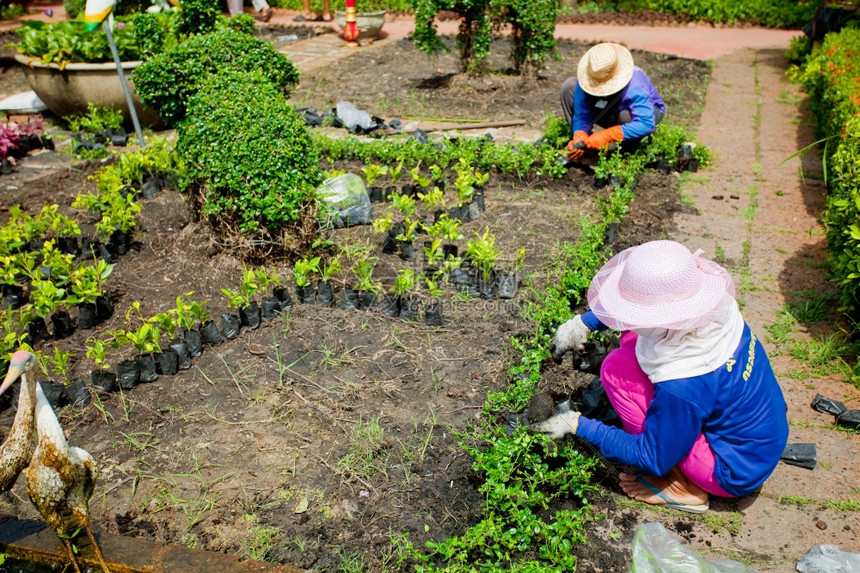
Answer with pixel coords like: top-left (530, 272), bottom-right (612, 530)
top-left (532, 241), bottom-right (788, 513)
top-left (561, 43), bottom-right (666, 161)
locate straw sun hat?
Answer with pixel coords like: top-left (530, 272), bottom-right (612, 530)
top-left (577, 43), bottom-right (635, 97)
top-left (587, 241), bottom-right (736, 331)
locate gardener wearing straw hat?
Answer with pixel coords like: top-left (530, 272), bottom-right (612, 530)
top-left (561, 43), bottom-right (666, 161)
top-left (532, 241), bottom-right (788, 513)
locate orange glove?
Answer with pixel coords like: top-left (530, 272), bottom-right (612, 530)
top-left (566, 130), bottom-right (590, 160)
top-left (585, 125), bottom-right (624, 150)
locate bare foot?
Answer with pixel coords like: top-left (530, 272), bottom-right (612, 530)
top-left (619, 467), bottom-right (708, 507)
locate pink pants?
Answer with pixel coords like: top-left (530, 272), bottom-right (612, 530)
top-left (600, 331), bottom-right (733, 497)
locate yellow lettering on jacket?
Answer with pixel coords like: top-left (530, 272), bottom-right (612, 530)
top-left (743, 334), bottom-right (756, 381)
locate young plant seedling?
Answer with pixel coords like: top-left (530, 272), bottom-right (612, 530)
top-left (392, 194), bottom-right (417, 219)
top-left (321, 255), bottom-right (342, 283)
top-left (361, 163), bottom-right (387, 186)
top-left (467, 227), bottom-right (499, 281)
top-left (293, 256), bottom-right (321, 288)
top-left (418, 187), bottom-right (446, 212)
top-left (424, 238), bottom-right (444, 267)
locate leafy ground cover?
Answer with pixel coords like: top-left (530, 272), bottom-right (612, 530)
top-left (0, 34), bottom-right (720, 572)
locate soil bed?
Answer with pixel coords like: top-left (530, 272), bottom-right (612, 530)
top-left (0, 35), bottom-right (708, 571)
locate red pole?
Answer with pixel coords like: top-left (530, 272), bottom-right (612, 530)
top-left (343, 0), bottom-right (359, 46)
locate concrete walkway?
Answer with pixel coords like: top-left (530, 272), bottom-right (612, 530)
top-left (671, 46), bottom-right (860, 569)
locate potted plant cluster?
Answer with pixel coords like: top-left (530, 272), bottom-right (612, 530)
top-left (0, 206), bottom-right (117, 350)
top-left (12, 15), bottom-right (163, 125)
top-left (0, 116), bottom-right (51, 175)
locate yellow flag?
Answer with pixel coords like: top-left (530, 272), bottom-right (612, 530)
top-left (84, 0), bottom-right (115, 31)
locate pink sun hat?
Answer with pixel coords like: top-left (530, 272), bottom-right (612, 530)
top-left (587, 240), bottom-right (736, 331)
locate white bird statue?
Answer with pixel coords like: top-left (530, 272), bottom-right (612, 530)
top-left (0, 350), bottom-right (111, 573)
top-left (0, 350), bottom-right (38, 491)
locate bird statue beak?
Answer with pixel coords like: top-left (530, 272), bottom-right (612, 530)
top-left (0, 364), bottom-right (23, 396)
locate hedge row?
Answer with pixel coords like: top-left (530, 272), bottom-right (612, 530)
top-left (272, 0), bottom-right (814, 27)
top-left (790, 28), bottom-right (860, 359)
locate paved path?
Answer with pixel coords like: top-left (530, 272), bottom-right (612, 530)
top-left (671, 46), bottom-right (860, 569)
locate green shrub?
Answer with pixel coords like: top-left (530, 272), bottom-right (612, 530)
top-left (785, 35), bottom-right (812, 65)
top-left (542, 113), bottom-right (571, 148)
top-left (791, 29), bottom-right (860, 140)
top-left (412, 0), bottom-right (493, 73)
top-left (1, 3), bottom-right (25, 19)
top-left (176, 70), bottom-right (321, 243)
top-left (413, 0), bottom-right (558, 74)
top-left (63, 0), bottom-right (85, 19)
top-left (130, 11), bottom-right (177, 59)
top-left (824, 116), bottom-right (860, 326)
top-left (65, 103), bottom-right (124, 133)
top-left (792, 27), bottom-right (860, 367)
top-left (176, 0), bottom-right (221, 36)
top-left (224, 12), bottom-right (257, 34)
top-left (628, 0), bottom-right (816, 28)
top-left (490, 0), bottom-right (559, 76)
top-left (272, 0), bottom-right (413, 11)
top-left (132, 26), bottom-right (300, 126)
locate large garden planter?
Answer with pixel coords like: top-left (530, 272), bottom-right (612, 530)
top-left (13, 54), bottom-right (161, 127)
top-left (334, 10), bottom-right (387, 41)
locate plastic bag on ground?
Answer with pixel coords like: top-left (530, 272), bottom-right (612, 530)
top-left (317, 173), bottom-right (372, 228)
top-left (631, 522), bottom-right (757, 573)
top-left (780, 443), bottom-right (817, 470)
top-left (336, 101), bottom-right (379, 133)
top-left (796, 544), bottom-right (860, 572)
top-left (0, 91), bottom-right (48, 114)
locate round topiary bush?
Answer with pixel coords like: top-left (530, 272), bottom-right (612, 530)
top-left (176, 69), bottom-right (322, 257)
top-left (132, 26), bottom-right (300, 127)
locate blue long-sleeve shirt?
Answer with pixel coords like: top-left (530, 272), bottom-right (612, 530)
top-left (572, 67), bottom-right (666, 142)
top-left (576, 311), bottom-right (788, 497)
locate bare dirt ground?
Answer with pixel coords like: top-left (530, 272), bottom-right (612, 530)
top-left (0, 27), bottom-right (857, 573)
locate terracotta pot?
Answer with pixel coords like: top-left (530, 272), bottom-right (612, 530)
top-left (334, 10), bottom-right (386, 40)
top-left (13, 54), bottom-right (161, 127)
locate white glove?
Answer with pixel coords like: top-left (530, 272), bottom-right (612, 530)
top-left (549, 315), bottom-right (590, 364)
top-left (530, 411), bottom-right (581, 440)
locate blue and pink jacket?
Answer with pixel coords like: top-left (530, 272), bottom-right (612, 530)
top-left (577, 310), bottom-right (788, 497)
